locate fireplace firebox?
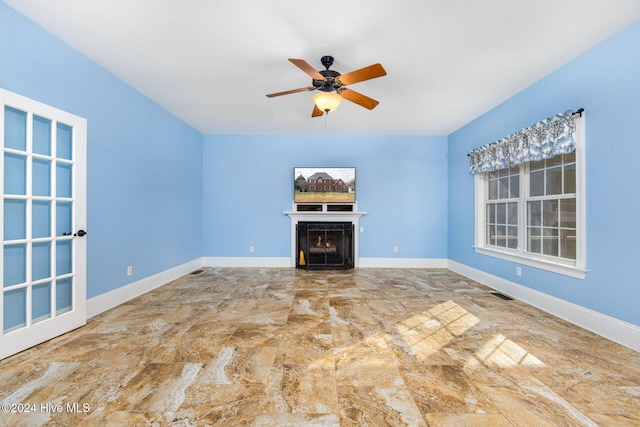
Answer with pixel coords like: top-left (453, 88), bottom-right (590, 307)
top-left (296, 222), bottom-right (354, 270)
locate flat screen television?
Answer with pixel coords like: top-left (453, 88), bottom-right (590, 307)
top-left (294, 167), bottom-right (356, 203)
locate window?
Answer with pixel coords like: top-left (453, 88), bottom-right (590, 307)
top-left (486, 166), bottom-right (519, 249)
top-left (474, 113), bottom-right (586, 279)
top-left (527, 153), bottom-right (577, 260)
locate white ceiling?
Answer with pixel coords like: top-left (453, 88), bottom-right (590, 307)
top-left (5, 0), bottom-right (640, 135)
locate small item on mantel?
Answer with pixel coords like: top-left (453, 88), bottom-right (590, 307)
top-left (299, 251), bottom-right (306, 266)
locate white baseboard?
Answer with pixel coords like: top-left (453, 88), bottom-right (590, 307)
top-left (447, 260), bottom-right (640, 353)
top-left (359, 258), bottom-right (448, 269)
top-left (203, 257), bottom-right (290, 268)
top-left (86, 258), bottom-right (204, 318)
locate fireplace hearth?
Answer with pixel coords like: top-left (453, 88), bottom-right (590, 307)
top-left (296, 222), bottom-right (354, 270)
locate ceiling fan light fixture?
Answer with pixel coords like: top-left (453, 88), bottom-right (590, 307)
top-left (312, 91), bottom-right (343, 113)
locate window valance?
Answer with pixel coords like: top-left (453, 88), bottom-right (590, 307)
top-left (468, 109), bottom-right (582, 174)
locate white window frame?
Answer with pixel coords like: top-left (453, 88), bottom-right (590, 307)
top-left (474, 114), bottom-right (587, 279)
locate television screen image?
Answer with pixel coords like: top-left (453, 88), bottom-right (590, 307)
top-left (294, 167), bottom-right (356, 203)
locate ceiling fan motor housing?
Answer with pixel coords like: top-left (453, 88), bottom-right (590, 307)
top-left (313, 69), bottom-right (343, 92)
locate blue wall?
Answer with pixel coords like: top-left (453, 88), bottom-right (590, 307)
top-left (1, 3), bottom-right (204, 298)
top-left (448, 21), bottom-right (640, 326)
top-left (3, 1), bottom-right (639, 328)
top-left (202, 135), bottom-right (448, 259)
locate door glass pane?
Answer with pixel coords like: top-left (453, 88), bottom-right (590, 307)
top-left (56, 123), bottom-right (73, 160)
top-left (32, 282), bottom-right (52, 323)
top-left (56, 201), bottom-right (72, 236)
top-left (56, 162), bottom-right (72, 198)
top-left (56, 240), bottom-right (72, 275)
top-left (32, 200), bottom-right (52, 238)
top-left (56, 278), bottom-right (73, 314)
top-left (4, 153), bottom-right (27, 195)
top-left (32, 241), bottom-right (52, 281)
top-left (32, 158), bottom-right (51, 196)
top-left (4, 199), bottom-right (26, 240)
top-left (4, 244), bottom-right (26, 287)
top-left (3, 288), bottom-right (27, 333)
top-left (4, 106), bottom-right (27, 151)
top-left (32, 115), bottom-right (52, 156)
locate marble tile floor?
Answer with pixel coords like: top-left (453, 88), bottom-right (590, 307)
top-left (1, 268), bottom-right (639, 426)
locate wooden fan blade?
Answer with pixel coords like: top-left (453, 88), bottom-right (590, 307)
top-left (266, 86), bottom-right (315, 98)
top-left (312, 105), bottom-right (324, 117)
top-left (289, 58), bottom-right (325, 81)
top-left (339, 88), bottom-right (380, 110)
top-left (337, 63), bottom-right (386, 86)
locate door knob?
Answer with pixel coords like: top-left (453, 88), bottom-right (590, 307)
top-left (74, 230), bottom-right (87, 237)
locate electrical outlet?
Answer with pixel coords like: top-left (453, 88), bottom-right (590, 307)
top-left (393, 246), bottom-right (399, 254)
top-left (516, 266), bottom-right (522, 276)
top-left (127, 266), bottom-right (133, 276)
top-left (360, 227), bottom-right (364, 233)
top-left (249, 246), bottom-right (254, 253)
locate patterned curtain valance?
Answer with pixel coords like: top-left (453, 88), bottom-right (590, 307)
top-left (468, 109), bottom-right (582, 174)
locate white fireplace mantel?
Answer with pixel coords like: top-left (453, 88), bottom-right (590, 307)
top-left (285, 202), bottom-right (366, 268)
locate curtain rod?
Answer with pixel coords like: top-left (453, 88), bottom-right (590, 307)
top-left (467, 108), bottom-right (584, 156)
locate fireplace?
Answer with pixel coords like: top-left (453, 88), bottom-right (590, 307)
top-left (285, 202), bottom-right (365, 269)
top-left (296, 222), bottom-right (354, 270)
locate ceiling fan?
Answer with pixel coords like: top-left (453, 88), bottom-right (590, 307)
top-left (265, 56), bottom-right (387, 117)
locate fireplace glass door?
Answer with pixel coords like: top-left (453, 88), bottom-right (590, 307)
top-left (296, 222), bottom-right (354, 270)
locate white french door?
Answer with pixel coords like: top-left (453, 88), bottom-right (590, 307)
top-left (1, 88), bottom-right (87, 360)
